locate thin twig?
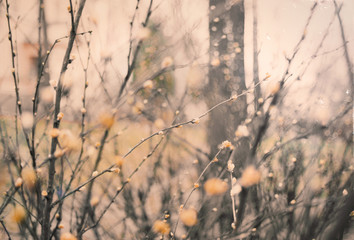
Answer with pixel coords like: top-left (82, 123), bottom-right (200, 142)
top-left (41, 0), bottom-right (87, 238)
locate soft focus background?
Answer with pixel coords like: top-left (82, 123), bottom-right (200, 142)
top-left (0, 0), bottom-right (353, 239)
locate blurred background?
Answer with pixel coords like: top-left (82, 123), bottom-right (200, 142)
top-left (0, 0), bottom-right (353, 239)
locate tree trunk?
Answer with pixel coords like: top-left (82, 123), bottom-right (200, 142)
top-left (203, 0), bottom-right (248, 236)
top-left (207, 0), bottom-right (248, 164)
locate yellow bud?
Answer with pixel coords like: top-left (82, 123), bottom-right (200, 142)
top-left (60, 232), bottom-right (77, 240)
top-left (99, 112), bottom-right (115, 129)
top-left (11, 205), bottom-right (26, 223)
top-left (15, 178), bottom-right (23, 188)
top-left (143, 80), bottom-right (153, 89)
top-left (265, 72), bottom-right (271, 80)
top-left (57, 112), bottom-right (64, 121)
top-left (152, 220), bottom-right (170, 234)
top-left (111, 168), bottom-right (120, 173)
top-left (240, 165), bottom-right (261, 188)
top-left (50, 128), bottom-right (60, 138)
top-left (115, 155), bottom-right (124, 167)
top-left (161, 56), bottom-right (173, 68)
top-left (192, 118), bottom-right (200, 124)
top-left (90, 196), bottom-right (99, 207)
top-left (271, 82), bottom-right (281, 95)
top-left (204, 178), bottom-right (228, 195)
top-left (180, 208), bottom-right (198, 226)
top-left (220, 140), bottom-right (232, 149)
top-left (22, 168), bottom-right (37, 190)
